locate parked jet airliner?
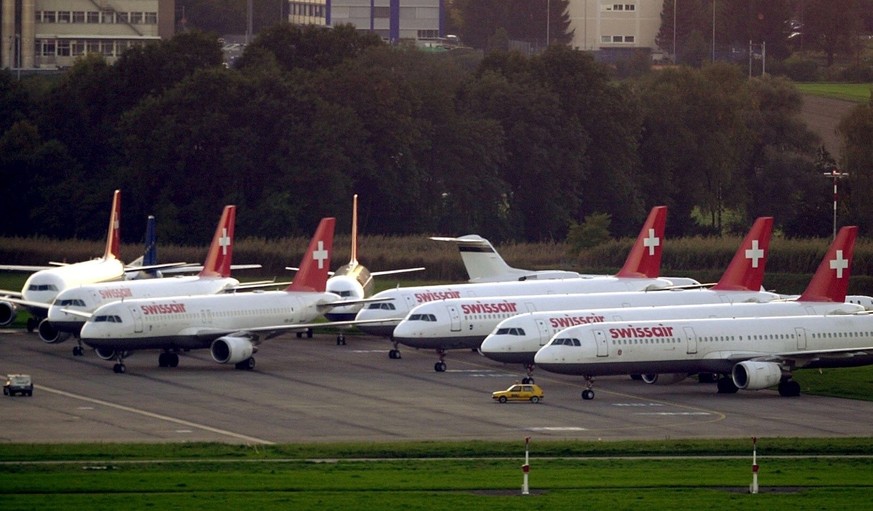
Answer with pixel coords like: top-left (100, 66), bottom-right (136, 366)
top-left (42, 205), bottom-right (255, 353)
top-left (356, 206), bottom-right (698, 359)
top-left (391, 217), bottom-right (777, 372)
top-left (481, 226), bottom-right (863, 383)
top-left (322, 194), bottom-right (424, 331)
top-left (535, 305), bottom-right (873, 400)
top-left (0, 190), bottom-right (184, 330)
top-left (77, 217), bottom-right (358, 373)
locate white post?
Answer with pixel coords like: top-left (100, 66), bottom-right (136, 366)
top-left (522, 436), bottom-right (531, 495)
top-left (750, 437), bottom-right (759, 494)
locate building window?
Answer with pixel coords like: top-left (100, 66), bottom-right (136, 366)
top-left (624, 36), bottom-right (635, 43)
top-left (41, 41), bottom-right (56, 56)
top-left (102, 11), bottom-right (114, 23)
top-left (117, 12), bottom-right (129, 23)
top-left (601, 35), bottom-right (611, 43)
top-left (612, 35), bottom-right (623, 42)
top-left (58, 41), bottom-right (71, 56)
top-left (373, 6), bottom-right (390, 17)
top-left (73, 11), bottom-right (85, 23)
top-left (87, 40), bottom-right (101, 54)
top-left (146, 12), bottom-right (158, 24)
top-left (625, 4), bottom-right (635, 11)
top-left (72, 41), bottom-right (86, 56)
top-left (58, 11), bottom-right (71, 23)
top-left (44, 11), bottom-right (56, 23)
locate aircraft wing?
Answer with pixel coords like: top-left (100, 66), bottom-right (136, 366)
top-left (0, 288), bottom-right (23, 299)
top-left (0, 264), bottom-right (57, 272)
top-left (1, 296), bottom-right (50, 313)
top-left (226, 280), bottom-right (293, 291)
top-left (161, 263), bottom-right (263, 274)
top-left (714, 347), bottom-right (873, 367)
top-left (189, 318), bottom-right (403, 343)
top-left (370, 267), bottom-right (426, 277)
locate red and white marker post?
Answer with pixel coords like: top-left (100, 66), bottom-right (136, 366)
top-left (750, 436), bottom-right (759, 494)
top-left (521, 436), bottom-right (531, 495)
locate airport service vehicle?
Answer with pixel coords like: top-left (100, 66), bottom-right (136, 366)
top-left (3, 374), bottom-right (33, 397)
top-left (356, 206), bottom-right (689, 342)
top-left (393, 217), bottom-right (776, 372)
top-left (481, 226), bottom-right (862, 383)
top-left (78, 218), bottom-right (367, 374)
top-left (492, 383), bottom-right (544, 403)
top-left (0, 190), bottom-right (184, 330)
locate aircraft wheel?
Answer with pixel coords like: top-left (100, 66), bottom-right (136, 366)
top-left (169, 353), bottom-right (179, 367)
top-left (113, 363), bottom-right (126, 374)
top-left (306, 329), bottom-right (313, 339)
top-left (778, 379), bottom-right (801, 397)
top-left (336, 334), bottom-right (346, 345)
top-left (235, 357), bottom-right (256, 370)
top-left (388, 349), bottom-right (401, 359)
top-left (26, 317), bottom-right (37, 332)
top-left (434, 361), bottom-right (447, 372)
top-left (717, 378), bottom-right (739, 394)
top-left (581, 389), bottom-right (595, 400)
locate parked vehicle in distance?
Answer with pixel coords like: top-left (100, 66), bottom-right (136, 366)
top-left (492, 383), bottom-right (543, 403)
top-left (4, 374), bottom-right (33, 396)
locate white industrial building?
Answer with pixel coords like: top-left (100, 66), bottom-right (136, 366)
top-left (1, 0), bottom-right (174, 70)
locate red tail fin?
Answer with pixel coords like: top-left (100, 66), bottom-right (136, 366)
top-left (616, 206), bottom-right (666, 278)
top-left (712, 217), bottom-right (773, 291)
top-left (797, 226), bottom-right (856, 302)
top-left (199, 205), bottom-right (236, 278)
top-left (288, 218), bottom-right (336, 293)
top-left (103, 189), bottom-right (121, 260)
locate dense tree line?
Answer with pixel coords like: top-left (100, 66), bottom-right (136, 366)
top-left (0, 25), bottom-right (870, 246)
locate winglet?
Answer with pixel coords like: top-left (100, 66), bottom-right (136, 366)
top-left (199, 205), bottom-right (236, 278)
top-left (350, 194), bottom-right (359, 266)
top-left (712, 217), bottom-right (773, 291)
top-left (103, 189), bottom-right (121, 260)
top-left (797, 226), bottom-right (857, 302)
top-left (288, 218), bottom-right (336, 293)
top-left (616, 206), bottom-right (666, 278)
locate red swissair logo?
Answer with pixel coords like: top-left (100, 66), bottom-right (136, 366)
top-left (461, 302), bottom-right (518, 315)
top-left (549, 315), bottom-right (606, 329)
top-left (141, 303), bottom-right (187, 315)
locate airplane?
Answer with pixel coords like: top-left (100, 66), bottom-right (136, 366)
top-left (76, 217), bottom-right (381, 374)
top-left (430, 235), bottom-right (699, 287)
top-left (41, 205), bottom-right (259, 353)
top-left (428, 234), bottom-right (584, 282)
top-left (390, 217), bottom-right (777, 372)
top-left (534, 300), bottom-right (873, 400)
top-left (355, 206), bottom-right (698, 358)
top-left (481, 225), bottom-right (864, 383)
top-left (0, 190), bottom-right (185, 331)
top-left (321, 194), bottom-right (424, 333)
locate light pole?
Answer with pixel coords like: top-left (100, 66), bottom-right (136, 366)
top-left (673, 0), bottom-right (677, 62)
top-left (546, 0), bottom-right (550, 47)
top-left (823, 168), bottom-right (849, 240)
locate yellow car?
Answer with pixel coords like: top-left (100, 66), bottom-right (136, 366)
top-left (492, 383), bottom-right (544, 403)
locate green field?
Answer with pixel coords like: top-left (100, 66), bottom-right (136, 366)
top-left (795, 82), bottom-right (873, 103)
top-left (2, 440), bottom-right (873, 510)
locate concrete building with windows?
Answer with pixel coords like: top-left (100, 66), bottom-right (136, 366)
top-left (569, 0), bottom-right (664, 58)
top-left (288, 0), bottom-right (443, 43)
top-left (1, 0), bottom-right (174, 70)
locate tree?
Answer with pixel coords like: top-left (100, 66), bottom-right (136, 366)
top-left (837, 97), bottom-right (873, 235)
top-left (802, 0), bottom-right (863, 67)
top-left (447, 0), bottom-right (572, 50)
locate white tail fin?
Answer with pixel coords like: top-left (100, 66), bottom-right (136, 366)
top-left (102, 190), bottom-right (121, 260)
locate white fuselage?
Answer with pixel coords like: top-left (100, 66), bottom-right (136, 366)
top-left (480, 300), bottom-right (866, 364)
top-left (79, 290), bottom-right (338, 352)
top-left (354, 276), bottom-right (682, 337)
top-left (390, 288), bottom-right (778, 351)
top-left (49, 276), bottom-right (241, 333)
top-left (21, 258), bottom-right (126, 312)
top-left (534, 314), bottom-right (873, 377)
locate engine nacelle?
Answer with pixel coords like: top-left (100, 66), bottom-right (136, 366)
top-left (641, 373), bottom-right (688, 385)
top-left (211, 335), bottom-right (255, 364)
top-left (732, 361), bottom-right (783, 390)
top-left (38, 318), bottom-right (71, 344)
top-left (0, 301), bottom-right (18, 326)
top-left (94, 347), bottom-right (117, 360)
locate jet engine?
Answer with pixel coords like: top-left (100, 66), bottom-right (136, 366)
top-left (38, 319), bottom-right (71, 344)
top-left (641, 373), bottom-right (688, 385)
top-left (731, 361), bottom-right (782, 390)
top-left (211, 335), bottom-right (255, 364)
top-left (0, 301), bottom-right (18, 326)
top-left (94, 347), bottom-right (117, 360)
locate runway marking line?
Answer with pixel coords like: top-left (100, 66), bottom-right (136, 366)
top-left (34, 385), bottom-right (275, 445)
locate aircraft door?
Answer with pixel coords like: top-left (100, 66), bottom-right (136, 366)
top-left (403, 294), bottom-right (418, 312)
top-left (447, 305), bottom-right (461, 332)
top-left (795, 327), bottom-right (807, 350)
top-left (594, 329), bottom-right (609, 357)
top-left (534, 318), bottom-right (551, 347)
top-left (684, 326), bottom-right (697, 354)
top-left (128, 306), bottom-right (143, 334)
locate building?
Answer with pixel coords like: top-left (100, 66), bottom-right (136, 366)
top-left (569, 0), bottom-right (663, 57)
top-left (288, 0), bottom-right (443, 42)
top-left (1, 0), bottom-right (174, 70)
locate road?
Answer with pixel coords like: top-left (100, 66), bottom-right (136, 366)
top-left (2, 329), bottom-right (873, 444)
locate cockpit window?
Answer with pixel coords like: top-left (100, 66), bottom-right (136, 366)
top-left (367, 302), bottom-right (395, 310)
top-left (29, 284), bottom-right (59, 292)
top-left (59, 299), bottom-right (86, 307)
top-left (552, 338), bottom-right (581, 346)
top-left (338, 291), bottom-right (352, 297)
top-left (408, 314), bottom-right (436, 322)
top-left (94, 315), bottom-right (122, 323)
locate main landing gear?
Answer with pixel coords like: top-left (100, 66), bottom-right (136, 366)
top-left (520, 364), bottom-right (535, 384)
top-left (337, 333), bottom-right (346, 345)
top-left (158, 352), bottom-right (180, 368)
top-left (777, 377), bottom-right (801, 397)
top-left (717, 377), bottom-right (739, 394)
top-left (72, 340), bottom-right (86, 357)
top-left (388, 338), bottom-right (402, 360)
top-left (234, 357), bottom-right (256, 370)
top-left (296, 328), bottom-right (314, 339)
